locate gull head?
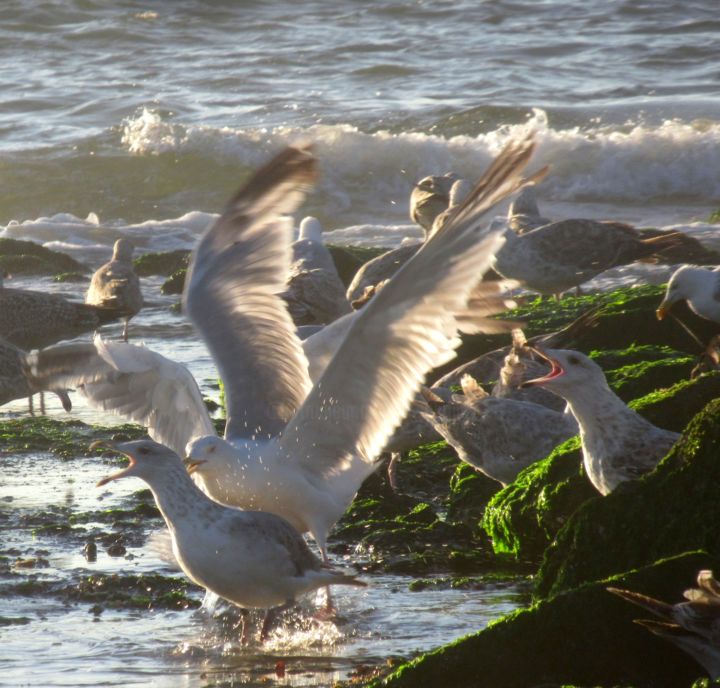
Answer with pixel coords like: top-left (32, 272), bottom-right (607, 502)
top-left (184, 435), bottom-right (233, 477)
top-left (298, 216), bottom-right (323, 242)
top-left (112, 238), bottom-right (135, 262)
top-left (410, 172), bottom-right (460, 233)
top-left (656, 265), bottom-right (702, 320)
top-left (520, 348), bottom-right (606, 396)
top-left (508, 183), bottom-right (540, 218)
top-left (91, 439), bottom-right (180, 487)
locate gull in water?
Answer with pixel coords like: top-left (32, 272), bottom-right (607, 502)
top-left (656, 265), bottom-right (720, 324)
top-left (493, 219), bottom-right (684, 298)
top-left (0, 272), bottom-right (117, 350)
top-left (25, 139), bottom-right (543, 582)
top-left (521, 347), bottom-right (680, 494)
top-left (85, 238), bottom-right (144, 341)
top-left (91, 439), bottom-right (366, 642)
top-left (420, 374), bottom-right (577, 486)
top-left (283, 217), bottom-right (351, 325)
top-left (346, 173), bottom-right (467, 302)
top-left (0, 335), bottom-right (71, 414)
top-left (608, 569), bottom-right (720, 680)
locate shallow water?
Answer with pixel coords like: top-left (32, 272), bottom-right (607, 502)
top-left (1, 1), bottom-right (719, 685)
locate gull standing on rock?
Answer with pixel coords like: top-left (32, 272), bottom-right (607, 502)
top-left (656, 265), bottom-right (720, 324)
top-left (25, 139), bottom-right (543, 578)
top-left (92, 439), bottom-right (366, 642)
top-left (420, 374), bottom-right (578, 486)
top-left (85, 238), bottom-right (143, 341)
top-left (522, 347), bottom-right (680, 494)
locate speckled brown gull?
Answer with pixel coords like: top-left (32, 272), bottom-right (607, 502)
top-left (522, 347), bottom-right (680, 494)
top-left (92, 439), bottom-right (365, 642)
top-left (85, 238), bottom-right (143, 341)
top-left (609, 570), bottom-right (720, 680)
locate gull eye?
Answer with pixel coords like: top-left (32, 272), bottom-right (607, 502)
top-left (567, 355), bottom-right (581, 365)
top-left (138, 446), bottom-right (150, 455)
top-left (208, 445), bottom-right (216, 454)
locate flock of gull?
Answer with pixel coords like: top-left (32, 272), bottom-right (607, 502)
top-left (3, 134), bottom-right (720, 659)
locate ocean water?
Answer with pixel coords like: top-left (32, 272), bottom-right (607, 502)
top-left (1, 1), bottom-right (719, 686)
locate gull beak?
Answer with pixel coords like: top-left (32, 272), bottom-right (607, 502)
top-left (520, 346), bottom-right (565, 387)
top-left (184, 457), bottom-right (207, 475)
top-left (419, 386), bottom-right (446, 413)
top-left (656, 302), bottom-right (670, 320)
top-left (91, 440), bottom-right (138, 487)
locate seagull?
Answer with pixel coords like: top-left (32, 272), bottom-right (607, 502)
top-left (85, 238), bottom-right (144, 341)
top-left (608, 570), bottom-right (720, 680)
top-left (521, 347), bottom-right (680, 495)
top-left (0, 272), bottom-right (117, 350)
top-left (656, 265), bottom-right (720, 324)
top-left (91, 439), bottom-right (366, 642)
top-left (25, 138), bottom-right (543, 577)
top-left (283, 217), bottom-right (351, 325)
top-left (420, 374), bottom-right (578, 486)
top-left (346, 174), bottom-right (467, 303)
top-left (506, 184), bottom-right (550, 235)
top-left (493, 218), bottom-right (684, 297)
top-left (0, 335), bottom-right (71, 414)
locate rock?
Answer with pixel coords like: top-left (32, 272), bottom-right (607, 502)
top-left (133, 250), bottom-right (190, 277)
top-left (482, 372), bottom-right (720, 564)
top-left (364, 551), bottom-right (715, 688)
top-left (536, 394), bottom-right (720, 599)
top-left (160, 268), bottom-right (187, 295)
top-left (0, 238), bottom-right (86, 276)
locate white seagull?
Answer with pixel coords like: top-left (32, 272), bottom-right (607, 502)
top-left (656, 264), bottom-right (720, 324)
top-left (92, 439), bottom-right (365, 642)
top-left (25, 139), bottom-right (542, 577)
top-left (522, 347), bottom-right (680, 495)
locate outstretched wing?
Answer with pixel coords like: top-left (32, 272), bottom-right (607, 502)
top-left (24, 337), bottom-right (215, 456)
top-left (184, 145), bottom-right (318, 440)
top-left (278, 135), bottom-right (544, 477)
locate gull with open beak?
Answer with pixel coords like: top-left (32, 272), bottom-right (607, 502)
top-left (521, 347), bottom-right (680, 495)
top-left (91, 438), bottom-right (366, 642)
top-left (656, 264), bottom-right (720, 323)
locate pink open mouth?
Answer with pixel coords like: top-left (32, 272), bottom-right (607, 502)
top-left (520, 348), bottom-right (565, 387)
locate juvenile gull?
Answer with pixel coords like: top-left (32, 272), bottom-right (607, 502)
top-left (283, 217), bottom-right (351, 325)
top-left (346, 173), bottom-right (465, 302)
top-left (420, 374), bottom-right (577, 486)
top-left (92, 439), bottom-right (365, 642)
top-left (85, 238), bottom-right (143, 341)
top-left (506, 184), bottom-right (550, 235)
top-left (493, 220), bottom-right (684, 297)
top-left (26, 139), bottom-right (543, 578)
top-left (522, 348), bottom-right (680, 494)
top-left (608, 570), bottom-right (720, 679)
top-left (656, 265), bottom-right (720, 324)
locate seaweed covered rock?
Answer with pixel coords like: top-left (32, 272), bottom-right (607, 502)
top-left (364, 552), bottom-right (716, 688)
top-left (133, 249), bottom-right (190, 277)
top-left (536, 395), bottom-right (720, 599)
top-left (160, 268), bottom-right (187, 295)
top-left (482, 372), bottom-right (720, 564)
top-left (327, 244), bottom-right (386, 287)
top-left (331, 442), bottom-right (502, 575)
top-left (0, 238), bottom-right (86, 276)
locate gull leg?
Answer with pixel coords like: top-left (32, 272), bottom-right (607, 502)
top-left (39, 392), bottom-right (46, 415)
top-left (237, 608), bottom-right (250, 645)
top-left (260, 600), bottom-right (295, 642)
top-left (314, 540), bottom-right (337, 620)
top-left (122, 317), bottom-right (130, 342)
top-left (27, 394), bottom-right (34, 416)
top-left (387, 452), bottom-right (401, 492)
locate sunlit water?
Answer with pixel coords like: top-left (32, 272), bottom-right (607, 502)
top-left (1, 1), bottom-right (719, 685)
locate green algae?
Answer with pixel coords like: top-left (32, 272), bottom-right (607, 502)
top-left (364, 552), bottom-right (715, 688)
top-left (0, 417), bottom-right (146, 458)
top-left (53, 271), bottom-right (87, 283)
top-left (535, 397), bottom-right (720, 599)
top-left (481, 372), bottom-right (720, 564)
top-left (160, 267), bottom-right (187, 295)
top-left (133, 249), bottom-right (190, 276)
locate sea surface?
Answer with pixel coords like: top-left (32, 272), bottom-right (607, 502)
top-left (1, 1), bottom-right (719, 686)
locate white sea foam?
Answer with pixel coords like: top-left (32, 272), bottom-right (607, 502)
top-left (121, 108), bottom-right (720, 226)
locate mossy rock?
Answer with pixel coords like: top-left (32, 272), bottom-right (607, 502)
top-left (446, 462), bottom-right (504, 531)
top-left (53, 272), bottom-right (87, 283)
top-left (133, 249), bottom-right (190, 277)
top-left (604, 354), bottom-right (695, 402)
top-left (160, 267), bottom-right (187, 295)
top-left (708, 209), bottom-right (720, 224)
top-left (535, 395), bottom-right (720, 599)
top-left (327, 245), bottom-right (386, 287)
top-left (363, 551), bottom-right (715, 688)
top-left (0, 238), bottom-right (86, 275)
top-left (482, 373), bottom-right (720, 563)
